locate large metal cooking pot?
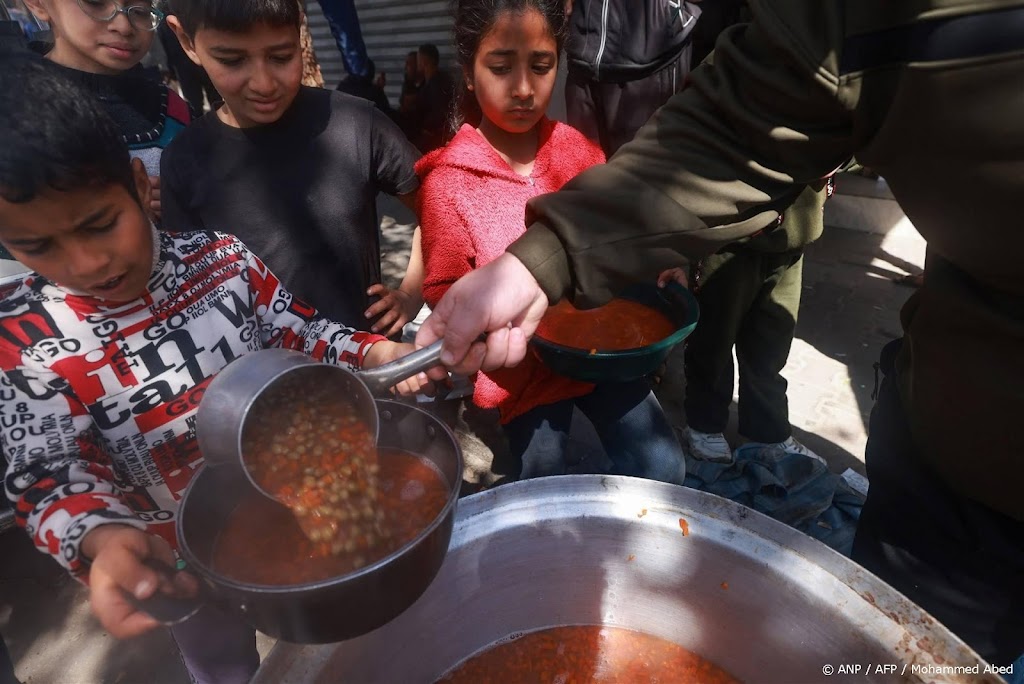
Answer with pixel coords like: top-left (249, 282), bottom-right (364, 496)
top-left (161, 399), bottom-right (462, 644)
top-left (253, 476), bottom-right (999, 683)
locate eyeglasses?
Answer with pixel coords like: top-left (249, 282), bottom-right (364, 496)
top-left (75, 0), bottom-right (165, 32)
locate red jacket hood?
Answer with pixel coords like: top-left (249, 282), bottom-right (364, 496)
top-left (416, 119), bottom-right (593, 188)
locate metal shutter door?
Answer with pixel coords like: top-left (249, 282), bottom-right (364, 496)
top-left (305, 0), bottom-right (455, 107)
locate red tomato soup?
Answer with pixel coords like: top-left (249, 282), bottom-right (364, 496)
top-left (438, 625), bottom-right (740, 684)
top-left (536, 299), bottom-right (676, 352)
top-left (212, 449), bottom-right (448, 585)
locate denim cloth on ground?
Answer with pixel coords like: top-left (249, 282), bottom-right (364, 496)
top-left (683, 442), bottom-right (865, 556)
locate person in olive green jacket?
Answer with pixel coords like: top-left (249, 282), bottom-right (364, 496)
top-left (416, 0), bottom-right (1024, 668)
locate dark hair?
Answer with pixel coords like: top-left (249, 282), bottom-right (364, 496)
top-left (0, 54), bottom-right (134, 204)
top-left (449, 0), bottom-right (567, 134)
top-left (417, 43), bottom-right (440, 66)
top-left (168, 0), bottom-right (301, 37)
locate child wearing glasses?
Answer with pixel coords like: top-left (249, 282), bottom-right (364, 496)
top-left (23, 0), bottom-right (191, 223)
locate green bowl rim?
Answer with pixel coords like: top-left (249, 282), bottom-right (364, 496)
top-left (531, 283), bottom-right (700, 360)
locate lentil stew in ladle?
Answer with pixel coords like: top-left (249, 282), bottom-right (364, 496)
top-left (241, 374), bottom-right (387, 557)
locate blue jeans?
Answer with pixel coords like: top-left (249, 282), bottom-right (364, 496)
top-left (315, 0), bottom-right (368, 78)
top-left (504, 381), bottom-right (685, 484)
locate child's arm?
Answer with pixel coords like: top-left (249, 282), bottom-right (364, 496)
top-left (0, 371), bottom-right (146, 576)
top-left (399, 225), bottom-right (426, 313)
top-left (80, 523), bottom-right (194, 638)
top-left (360, 106), bottom-right (424, 336)
top-left (244, 248), bottom-right (384, 369)
top-left (370, 105), bottom-right (421, 200)
top-left (364, 226), bottom-right (425, 336)
top-left (0, 371), bottom-right (181, 637)
top-left (242, 246), bottom-right (443, 393)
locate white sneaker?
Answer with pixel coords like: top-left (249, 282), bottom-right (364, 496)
top-left (776, 436), bottom-right (828, 466)
top-left (684, 428), bottom-right (733, 463)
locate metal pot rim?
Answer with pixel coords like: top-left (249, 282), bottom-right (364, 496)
top-left (454, 475), bottom-right (990, 667)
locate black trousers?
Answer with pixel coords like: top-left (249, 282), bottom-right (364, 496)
top-left (683, 247), bottom-right (804, 443)
top-left (852, 340), bottom-right (1024, 666)
top-left (565, 46), bottom-right (693, 157)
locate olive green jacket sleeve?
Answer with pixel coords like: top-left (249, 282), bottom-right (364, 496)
top-left (509, 1), bottom-right (855, 306)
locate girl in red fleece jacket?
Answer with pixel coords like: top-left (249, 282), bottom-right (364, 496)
top-left (417, 0), bottom-right (685, 483)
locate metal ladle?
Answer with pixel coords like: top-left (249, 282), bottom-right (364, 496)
top-left (196, 341), bottom-right (449, 499)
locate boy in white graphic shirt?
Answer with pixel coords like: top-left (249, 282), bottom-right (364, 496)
top-left (0, 55), bottom-right (443, 684)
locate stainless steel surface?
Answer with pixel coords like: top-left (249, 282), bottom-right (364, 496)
top-left (178, 400), bottom-right (463, 644)
top-left (254, 476), bottom-right (998, 684)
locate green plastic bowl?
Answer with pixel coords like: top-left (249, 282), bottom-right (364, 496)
top-left (530, 282), bottom-right (700, 384)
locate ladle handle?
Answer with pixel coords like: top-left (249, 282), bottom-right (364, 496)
top-left (359, 333), bottom-right (494, 395)
top-left (128, 558), bottom-right (205, 626)
top-left (359, 340), bottom-right (445, 395)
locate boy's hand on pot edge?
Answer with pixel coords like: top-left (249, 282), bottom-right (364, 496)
top-left (83, 524), bottom-right (197, 638)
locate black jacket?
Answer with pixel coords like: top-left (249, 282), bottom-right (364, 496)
top-left (566, 0), bottom-right (702, 83)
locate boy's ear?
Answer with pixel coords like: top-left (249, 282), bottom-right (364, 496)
top-left (22, 0), bottom-right (51, 23)
top-left (166, 16), bottom-right (202, 66)
top-left (130, 158), bottom-right (152, 210)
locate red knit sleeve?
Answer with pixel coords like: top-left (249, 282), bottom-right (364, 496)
top-left (418, 170), bottom-right (476, 309)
